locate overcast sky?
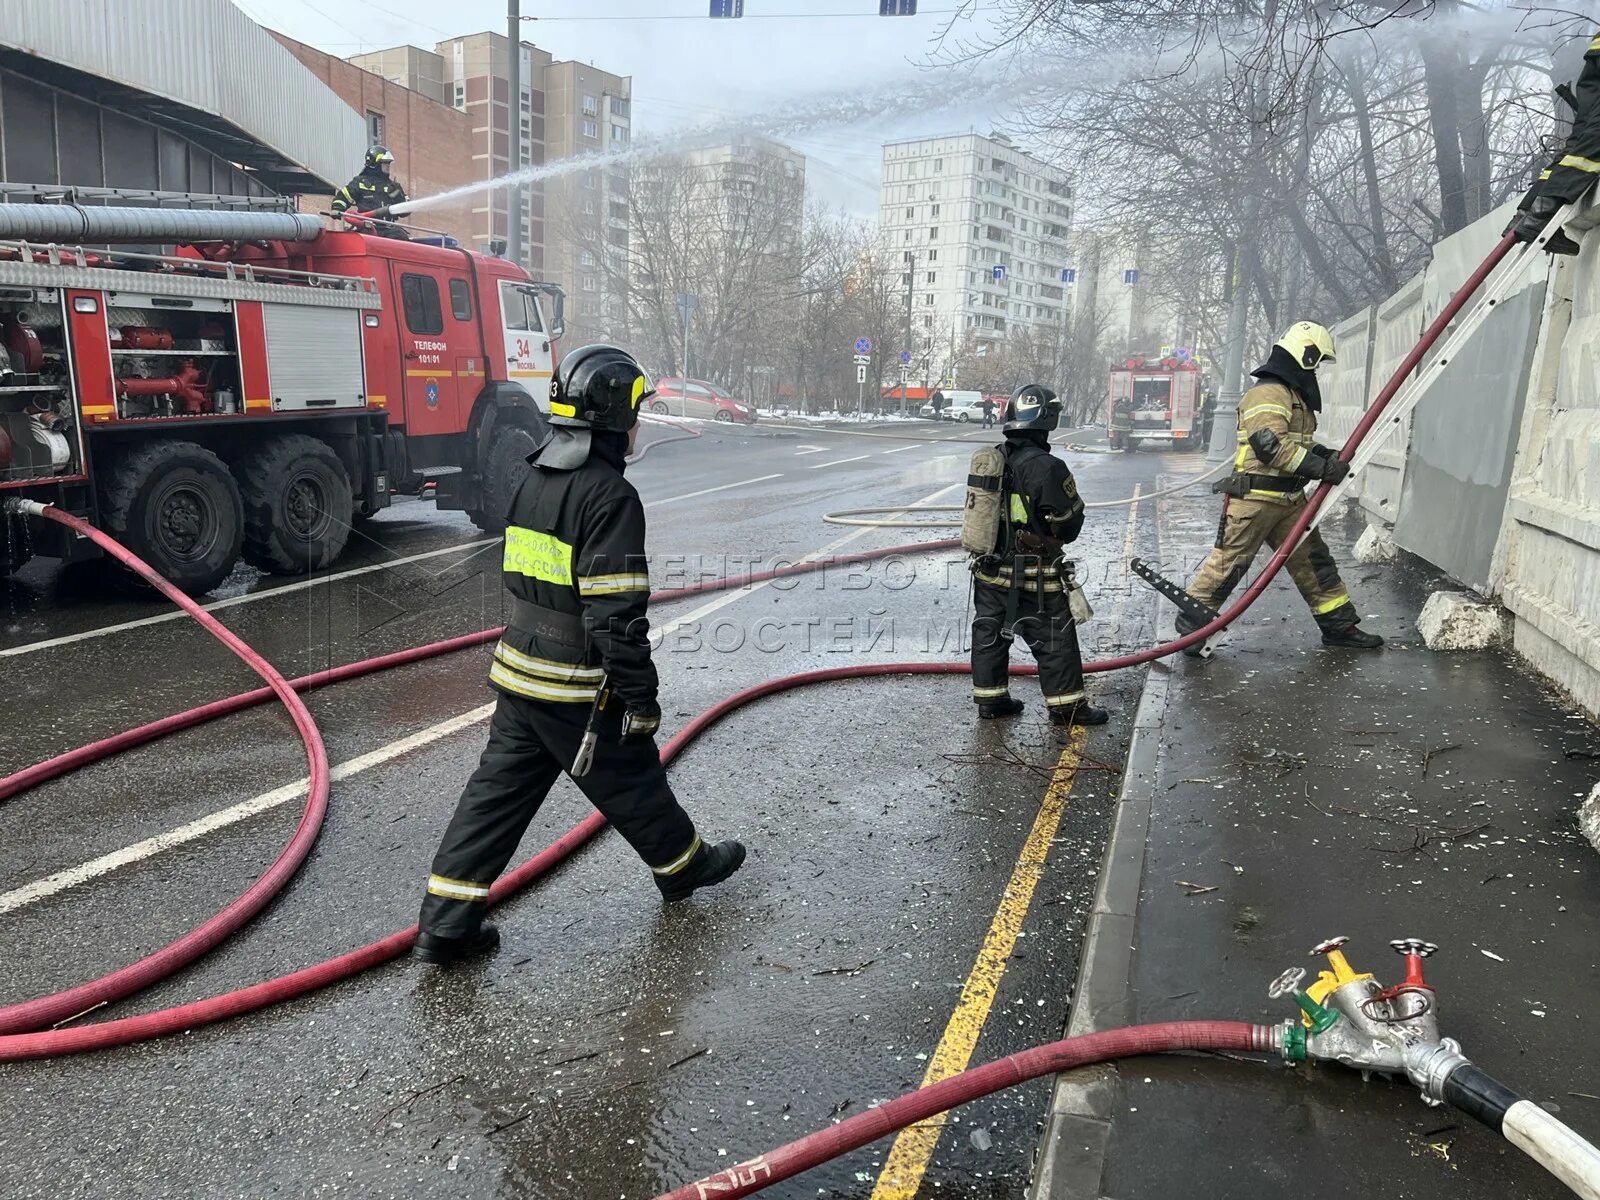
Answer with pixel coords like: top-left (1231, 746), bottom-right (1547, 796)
top-left (243, 0), bottom-right (1015, 214)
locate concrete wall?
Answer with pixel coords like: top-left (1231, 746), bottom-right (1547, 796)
top-left (1320, 199), bottom-right (1600, 716)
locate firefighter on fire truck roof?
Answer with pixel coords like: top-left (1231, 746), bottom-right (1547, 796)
top-left (414, 344), bottom-right (746, 965)
top-left (1176, 322), bottom-right (1383, 652)
top-left (1508, 30), bottom-right (1600, 255)
top-left (967, 384), bottom-right (1109, 727)
top-left (332, 146), bottom-right (408, 216)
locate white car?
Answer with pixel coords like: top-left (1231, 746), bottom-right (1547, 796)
top-left (943, 396), bottom-right (988, 422)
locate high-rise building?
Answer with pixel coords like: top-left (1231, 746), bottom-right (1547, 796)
top-left (878, 132), bottom-right (1074, 351)
top-left (682, 135), bottom-right (806, 242)
top-left (353, 32), bottom-right (551, 272)
top-left (541, 61), bottom-right (632, 343)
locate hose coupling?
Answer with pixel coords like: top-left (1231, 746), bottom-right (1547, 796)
top-left (3, 496), bottom-right (48, 517)
top-left (1406, 1037), bottom-right (1471, 1103)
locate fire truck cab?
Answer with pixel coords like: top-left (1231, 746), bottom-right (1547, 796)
top-left (1106, 354), bottom-right (1208, 452)
top-left (0, 209), bottom-right (562, 594)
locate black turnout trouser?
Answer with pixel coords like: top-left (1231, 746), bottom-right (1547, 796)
top-left (419, 691), bottom-right (698, 939)
top-left (969, 580), bottom-right (1086, 712)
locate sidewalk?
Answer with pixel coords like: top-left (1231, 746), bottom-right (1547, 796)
top-left (1034, 491), bottom-right (1600, 1198)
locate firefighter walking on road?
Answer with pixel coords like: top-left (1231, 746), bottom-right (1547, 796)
top-left (1508, 30), bottom-right (1600, 255)
top-left (414, 345), bottom-right (746, 965)
top-left (1176, 322), bottom-right (1383, 652)
top-left (968, 384), bottom-right (1109, 726)
top-left (333, 146), bottom-right (408, 217)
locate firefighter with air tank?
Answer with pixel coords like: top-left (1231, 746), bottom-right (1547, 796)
top-left (965, 384), bottom-right (1109, 727)
top-left (1176, 322), bottom-right (1383, 652)
top-left (413, 345), bottom-right (746, 965)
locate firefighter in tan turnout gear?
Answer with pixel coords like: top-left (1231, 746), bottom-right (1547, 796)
top-left (968, 384), bottom-right (1109, 726)
top-left (1176, 322), bottom-right (1384, 651)
top-left (414, 345), bottom-right (746, 965)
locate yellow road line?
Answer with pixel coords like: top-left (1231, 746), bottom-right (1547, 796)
top-left (869, 727), bottom-right (1087, 1199)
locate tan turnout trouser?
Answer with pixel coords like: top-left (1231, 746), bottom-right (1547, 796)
top-left (1185, 494), bottom-right (1357, 629)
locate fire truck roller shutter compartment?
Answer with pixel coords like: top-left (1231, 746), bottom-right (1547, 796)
top-left (261, 304), bottom-right (366, 411)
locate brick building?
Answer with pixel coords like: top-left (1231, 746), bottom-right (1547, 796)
top-left (271, 33), bottom-right (476, 246)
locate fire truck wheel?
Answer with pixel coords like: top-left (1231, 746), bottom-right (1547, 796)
top-left (469, 421), bottom-right (540, 535)
top-left (98, 441), bottom-right (244, 595)
top-left (235, 435), bottom-right (353, 575)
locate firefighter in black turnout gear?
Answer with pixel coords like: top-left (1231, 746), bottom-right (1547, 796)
top-left (969, 385), bottom-right (1109, 726)
top-left (1509, 31), bottom-right (1600, 255)
top-left (333, 146), bottom-right (408, 216)
top-left (414, 345), bottom-right (746, 965)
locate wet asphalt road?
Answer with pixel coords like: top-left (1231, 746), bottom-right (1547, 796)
top-left (0, 419), bottom-right (1193, 1198)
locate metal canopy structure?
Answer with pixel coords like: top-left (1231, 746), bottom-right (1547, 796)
top-left (0, 0), bottom-right (366, 194)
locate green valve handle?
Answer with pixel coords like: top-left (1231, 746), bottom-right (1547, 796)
top-left (1268, 966), bottom-right (1339, 1034)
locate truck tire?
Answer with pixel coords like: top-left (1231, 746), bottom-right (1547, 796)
top-left (99, 440), bottom-right (243, 595)
top-left (469, 422), bottom-right (540, 535)
top-left (234, 434), bottom-right (353, 575)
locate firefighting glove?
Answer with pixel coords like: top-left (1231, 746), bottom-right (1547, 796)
top-left (1300, 452), bottom-right (1351, 485)
top-left (621, 700), bottom-right (661, 740)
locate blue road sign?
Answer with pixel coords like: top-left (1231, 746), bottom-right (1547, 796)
top-left (899, 350), bottom-right (912, 364)
top-left (855, 337), bottom-right (872, 355)
top-left (992, 264), bottom-right (1006, 281)
top-left (1123, 269), bottom-right (1140, 285)
top-left (1060, 267), bottom-right (1077, 283)
top-left (709, 0), bottom-right (744, 17)
top-left (880, 0), bottom-right (917, 13)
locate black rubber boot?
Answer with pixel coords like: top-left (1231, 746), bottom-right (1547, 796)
top-left (657, 839), bottom-right (747, 902)
top-left (1050, 702), bottom-right (1110, 726)
top-left (413, 924), bottom-right (500, 965)
top-left (1321, 625), bottom-right (1385, 649)
top-left (1174, 612), bottom-right (1206, 658)
top-left (977, 696), bottom-right (1025, 719)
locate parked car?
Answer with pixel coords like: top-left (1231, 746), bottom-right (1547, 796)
top-left (919, 388), bottom-right (984, 420)
top-left (649, 377), bottom-right (758, 423)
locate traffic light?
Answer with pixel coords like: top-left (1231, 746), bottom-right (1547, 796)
top-left (880, 0), bottom-right (918, 13)
top-left (709, 0), bottom-right (743, 16)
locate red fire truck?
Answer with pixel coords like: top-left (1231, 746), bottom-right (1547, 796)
top-left (1106, 354), bottom-right (1208, 451)
top-left (0, 205), bottom-right (563, 593)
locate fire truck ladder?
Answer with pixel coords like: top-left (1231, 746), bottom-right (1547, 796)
top-left (1308, 207), bottom-right (1573, 531)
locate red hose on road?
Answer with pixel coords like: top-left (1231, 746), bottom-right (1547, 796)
top-left (655, 1021), bottom-right (1280, 1200)
top-left (0, 506), bottom-right (332, 1038)
top-left (0, 659), bottom-right (1037, 1061)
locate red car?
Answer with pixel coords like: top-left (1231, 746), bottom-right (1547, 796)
top-left (649, 377), bottom-right (758, 424)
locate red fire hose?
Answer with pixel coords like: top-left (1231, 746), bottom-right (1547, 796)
top-left (0, 233), bottom-right (1518, 1059)
top-left (654, 1021), bottom-right (1280, 1200)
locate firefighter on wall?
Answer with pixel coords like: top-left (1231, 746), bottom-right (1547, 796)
top-left (966, 384), bottom-right (1109, 726)
top-left (332, 146), bottom-right (408, 216)
top-left (414, 345), bottom-right (746, 965)
top-left (1175, 322), bottom-right (1384, 652)
top-left (1508, 31), bottom-right (1600, 255)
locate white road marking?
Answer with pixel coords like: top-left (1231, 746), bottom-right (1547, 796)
top-left (794, 445), bottom-right (830, 456)
top-left (2, 481), bottom-right (962, 913)
top-left (811, 455), bottom-right (872, 469)
top-left (650, 474), bottom-right (783, 506)
top-left (0, 538), bottom-right (501, 660)
top-left (880, 444), bottom-right (920, 454)
top-left (0, 704), bottom-right (495, 916)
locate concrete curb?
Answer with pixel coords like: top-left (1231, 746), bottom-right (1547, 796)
top-left (1027, 639), bottom-right (1172, 1200)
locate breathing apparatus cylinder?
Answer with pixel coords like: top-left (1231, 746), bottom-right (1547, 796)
top-left (961, 444), bottom-right (1006, 557)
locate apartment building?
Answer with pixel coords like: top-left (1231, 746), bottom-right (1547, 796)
top-left (542, 61), bottom-right (632, 343)
top-left (878, 131), bottom-right (1074, 350)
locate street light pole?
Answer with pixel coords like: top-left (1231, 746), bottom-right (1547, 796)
top-left (506, 0), bottom-right (522, 269)
top-left (902, 250), bottom-right (914, 415)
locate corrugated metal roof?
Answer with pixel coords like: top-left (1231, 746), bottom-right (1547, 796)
top-left (0, 0), bottom-right (365, 191)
